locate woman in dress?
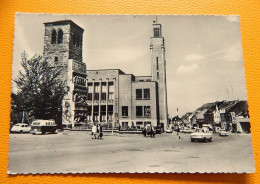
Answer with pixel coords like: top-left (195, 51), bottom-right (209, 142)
top-left (92, 123), bottom-right (97, 139)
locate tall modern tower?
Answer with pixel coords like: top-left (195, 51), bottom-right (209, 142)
top-left (150, 20), bottom-right (168, 129)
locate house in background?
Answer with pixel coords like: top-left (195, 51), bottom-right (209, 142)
top-left (187, 100), bottom-right (251, 133)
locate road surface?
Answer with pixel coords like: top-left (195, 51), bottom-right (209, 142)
top-left (8, 132), bottom-right (255, 174)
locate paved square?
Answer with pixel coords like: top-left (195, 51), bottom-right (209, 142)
top-left (8, 132), bottom-right (254, 173)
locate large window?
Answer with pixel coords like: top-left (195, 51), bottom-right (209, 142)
top-left (136, 106), bottom-right (143, 117)
top-left (136, 89), bottom-right (150, 99)
top-left (122, 106), bottom-right (128, 117)
top-left (101, 93), bottom-right (106, 100)
top-left (87, 93), bottom-right (92, 101)
top-left (94, 85), bottom-right (100, 93)
top-left (94, 93), bottom-right (99, 100)
top-left (136, 89), bottom-right (142, 99)
top-left (144, 106), bottom-right (151, 117)
top-left (101, 84), bottom-right (107, 100)
top-left (144, 89), bottom-right (150, 99)
top-left (136, 106), bottom-right (151, 118)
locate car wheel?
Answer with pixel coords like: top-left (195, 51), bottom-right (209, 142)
top-left (20, 130), bottom-right (23, 134)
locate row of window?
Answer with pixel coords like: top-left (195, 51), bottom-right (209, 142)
top-left (87, 92), bottom-right (114, 101)
top-left (136, 89), bottom-right (150, 99)
top-left (50, 29), bottom-right (82, 47)
top-left (122, 106), bottom-right (151, 118)
top-left (122, 121), bottom-right (151, 127)
top-left (83, 105), bottom-right (151, 118)
top-left (87, 88), bottom-right (151, 101)
top-left (88, 83), bottom-right (114, 93)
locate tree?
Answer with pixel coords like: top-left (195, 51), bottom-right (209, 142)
top-left (11, 51), bottom-right (65, 124)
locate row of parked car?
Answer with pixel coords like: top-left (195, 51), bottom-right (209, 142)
top-left (165, 125), bottom-right (229, 143)
top-left (10, 120), bottom-right (57, 135)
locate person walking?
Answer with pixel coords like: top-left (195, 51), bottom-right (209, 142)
top-left (92, 123), bottom-right (97, 139)
top-left (143, 126), bottom-right (147, 137)
top-left (150, 126), bottom-right (155, 138)
top-left (97, 124), bottom-right (103, 139)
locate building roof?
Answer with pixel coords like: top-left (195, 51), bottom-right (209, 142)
top-left (44, 20), bottom-right (84, 31)
top-left (87, 69), bottom-right (125, 74)
top-left (196, 109), bottom-right (208, 119)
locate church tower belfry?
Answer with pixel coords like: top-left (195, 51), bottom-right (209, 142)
top-left (42, 20), bottom-right (87, 129)
top-left (150, 20), bottom-right (168, 129)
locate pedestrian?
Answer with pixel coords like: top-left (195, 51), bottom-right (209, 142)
top-left (143, 126), bottom-right (147, 137)
top-left (97, 124), bottom-right (103, 139)
top-left (92, 123), bottom-right (97, 139)
top-left (150, 126), bottom-right (155, 138)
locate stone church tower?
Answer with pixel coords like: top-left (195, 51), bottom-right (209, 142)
top-left (150, 21), bottom-right (168, 128)
top-left (43, 20), bottom-right (84, 86)
top-left (43, 20), bottom-right (88, 128)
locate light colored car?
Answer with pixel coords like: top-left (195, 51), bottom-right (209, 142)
top-left (190, 128), bottom-right (213, 142)
top-left (219, 130), bottom-right (229, 136)
top-left (165, 128), bottom-right (173, 133)
top-left (180, 128), bottom-right (195, 133)
top-left (10, 123), bottom-right (31, 133)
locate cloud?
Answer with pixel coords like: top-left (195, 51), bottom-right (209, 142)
top-left (176, 64), bottom-right (199, 74)
top-left (206, 42), bottom-right (243, 63)
top-left (225, 16), bottom-right (240, 23)
top-left (185, 54), bottom-right (204, 62)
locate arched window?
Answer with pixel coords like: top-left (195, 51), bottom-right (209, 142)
top-left (57, 29), bottom-right (63, 44)
top-left (51, 30), bottom-right (57, 44)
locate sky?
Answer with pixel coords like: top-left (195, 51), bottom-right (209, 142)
top-left (12, 13), bottom-right (248, 117)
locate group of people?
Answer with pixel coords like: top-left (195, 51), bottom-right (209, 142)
top-left (91, 123), bottom-right (103, 139)
top-left (142, 125), bottom-right (156, 138)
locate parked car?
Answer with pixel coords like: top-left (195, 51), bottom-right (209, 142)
top-left (190, 128), bottom-right (213, 142)
top-left (10, 123), bottom-right (31, 133)
top-left (31, 119), bottom-right (57, 135)
top-left (219, 130), bottom-right (229, 136)
top-left (155, 126), bottom-right (163, 134)
top-left (165, 128), bottom-right (173, 133)
top-left (180, 127), bottom-right (195, 133)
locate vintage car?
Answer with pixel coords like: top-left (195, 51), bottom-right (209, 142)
top-left (165, 128), bottom-right (173, 133)
top-left (219, 130), bottom-right (229, 136)
top-left (180, 127), bottom-right (195, 133)
top-left (31, 120), bottom-right (57, 135)
top-left (190, 128), bottom-right (213, 142)
top-left (10, 123), bottom-right (31, 133)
